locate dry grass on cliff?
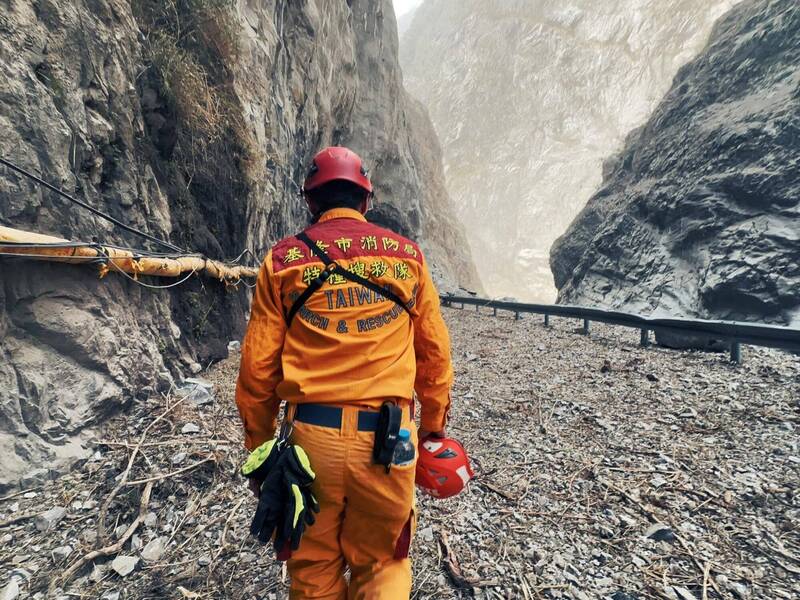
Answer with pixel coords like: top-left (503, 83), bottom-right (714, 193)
top-left (1, 310), bottom-right (798, 600)
top-left (132, 0), bottom-right (261, 183)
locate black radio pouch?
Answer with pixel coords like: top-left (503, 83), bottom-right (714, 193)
top-left (373, 402), bottom-right (402, 473)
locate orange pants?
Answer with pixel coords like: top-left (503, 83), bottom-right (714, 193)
top-left (287, 405), bottom-right (417, 599)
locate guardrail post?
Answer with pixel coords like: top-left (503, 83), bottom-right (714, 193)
top-left (730, 341), bottom-right (742, 364)
top-left (515, 311), bottom-right (520, 321)
top-left (493, 307), bottom-right (497, 317)
top-left (640, 328), bottom-right (650, 347)
top-left (475, 304), bottom-right (479, 313)
top-left (582, 319), bottom-right (590, 335)
top-left (544, 314), bottom-right (550, 328)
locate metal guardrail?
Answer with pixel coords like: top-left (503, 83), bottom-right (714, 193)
top-left (440, 295), bottom-right (800, 364)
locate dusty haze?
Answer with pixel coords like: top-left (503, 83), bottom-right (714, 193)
top-left (401, 0), bottom-right (740, 301)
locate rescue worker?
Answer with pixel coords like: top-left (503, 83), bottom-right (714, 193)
top-left (236, 146), bottom-right (454, 599)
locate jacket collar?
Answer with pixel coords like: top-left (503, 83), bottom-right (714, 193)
top-left (318, 207), bottom-right (367, 223)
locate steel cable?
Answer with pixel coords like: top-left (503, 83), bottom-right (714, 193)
top-left (0, 156), bottom-right (183, 252)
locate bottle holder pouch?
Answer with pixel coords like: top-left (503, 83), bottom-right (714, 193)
top-left (373, 401), bottom-right (402, 472)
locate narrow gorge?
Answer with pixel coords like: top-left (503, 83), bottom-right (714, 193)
top-left (401, 0), bottom-right (740, 302)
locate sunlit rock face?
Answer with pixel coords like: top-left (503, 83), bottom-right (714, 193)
top-left (401, 0), bottom-right (739, 301)
top-left (551, 0), bottom-right (800, 326)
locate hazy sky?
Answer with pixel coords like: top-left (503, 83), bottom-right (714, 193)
top-left (393, 0), bottom-right (423, 18)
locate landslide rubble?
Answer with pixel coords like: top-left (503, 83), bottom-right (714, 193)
top-left (1, 310), bottom-right (797, 599)
top-left (0, 0), bottom-right (479, 491)
top-left (551, 0), bottom-right (800, 327)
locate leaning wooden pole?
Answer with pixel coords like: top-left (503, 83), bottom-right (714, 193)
top-left (0, 226), bottom-right (258, 283)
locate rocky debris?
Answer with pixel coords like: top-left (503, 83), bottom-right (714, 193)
top-left (0, 580), bottom-right (19, 600)
top-left (644, 523), bottom-right (676, 543)
top-left (551, 0), bottom-right (800, 328)
top-left (142, 512), bottom-right (157, 529)
top-left (177, 378), bottom-right (215, 407)
top-left (110, 556), bottom-right (138, 577)
top-left (0, 0), bottom-right (479, 493)
top-left (140, 537), bottom-right (167, 562)
top-left (180, 423), bottom-right (200, 435)
top-left (51, 546), bottom-right (73, 561)
top-left (227, 341), bottom-right (241, 355)
top-left (402, 0), bottom-right (737, 301)
top-left (34, 507), bottom-right (66, 532)
top-left (89, 564), bottom-right (106, 584)
top-left (0, 310), bottom-right (797, 598)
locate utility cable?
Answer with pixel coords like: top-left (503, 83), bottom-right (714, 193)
top-left (109, 265), bottom-right (200, 289)
top-left (0, 156), bottom-right (184, 253)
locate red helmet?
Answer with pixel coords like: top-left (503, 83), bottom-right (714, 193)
top-left (303, 146), bottom-right (373, 194)
top-left (415, 437), bottom-right (474, 499)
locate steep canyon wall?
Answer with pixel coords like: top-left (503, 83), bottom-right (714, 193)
top-left (0, 0), bottom-right (479, 490)
top-left (551, 0), bottom-right (800, 327)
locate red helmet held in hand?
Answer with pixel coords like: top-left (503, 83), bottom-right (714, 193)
top-left (415, 437), bottom-right (474, 499)
top-left (303, 147), bottom-right (373, 194)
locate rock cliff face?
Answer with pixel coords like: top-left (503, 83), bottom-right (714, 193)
top-left (401, 0), bottom-right (739, 301)
top-left (0, 0), bottom-right (479, 490)
top-left (551, 0), bottom-right (800, 327)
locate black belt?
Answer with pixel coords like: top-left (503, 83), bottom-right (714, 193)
top-left (294, 403), bottom-right (381, 431)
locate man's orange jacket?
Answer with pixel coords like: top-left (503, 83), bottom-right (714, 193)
top-left (236, 208), bottom-right (454, 450)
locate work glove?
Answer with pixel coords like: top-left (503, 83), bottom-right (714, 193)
top-left (241, 439), bottom-right (283, 497)
top-left (249, 456), bottom-right (289, 545)
top-left (273, 445), bottom-right (320, 553)
top-left (241, 439), bottom-right (282, 482)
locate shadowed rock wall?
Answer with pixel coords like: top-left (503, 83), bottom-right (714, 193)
top-left (0, 0), bottom-right (479, 490)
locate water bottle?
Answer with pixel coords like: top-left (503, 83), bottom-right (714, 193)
top-left (392, 428), bottom-right (415, 466)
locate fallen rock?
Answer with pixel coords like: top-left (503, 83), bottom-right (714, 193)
top-left (34, 507), bottom-right (66, 532)
top-left (178, 378), bottom-right (215, 406)
top-left (181, 423), bottom-right (200, 434)
top-left (51, 545), bottom-right (72, 561)
top-left (111, 555), bottom-right (138, 577)
top-left (670, 586), bottom-right (698, 600)
top-left (141, 537), bottom-right (168, 562)
top-left (227, 340), bottom-right (241, 354)
top-left (0, 580), bottom-right (19, 600)
top-left (419, 526), bottom-right (434, 542)
top-left (645, 523), bottom-right (676, 543)
top-left (89, 564), bottom-right (107, 583)
top-left (188, 362), bottom-right (203, 375)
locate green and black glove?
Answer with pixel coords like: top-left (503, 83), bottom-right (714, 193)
top-left (241, 439), bottom-right (282, 486)
top-left (274, 445), bottom-right (320, 553)
top-left (249, 455), bottom-right (289, 545)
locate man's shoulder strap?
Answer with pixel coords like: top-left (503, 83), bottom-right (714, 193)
top-left (285, 231), bottom-right (413, 327)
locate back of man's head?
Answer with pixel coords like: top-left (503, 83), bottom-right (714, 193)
top-left (306, 180), bottom-right (369, 214)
